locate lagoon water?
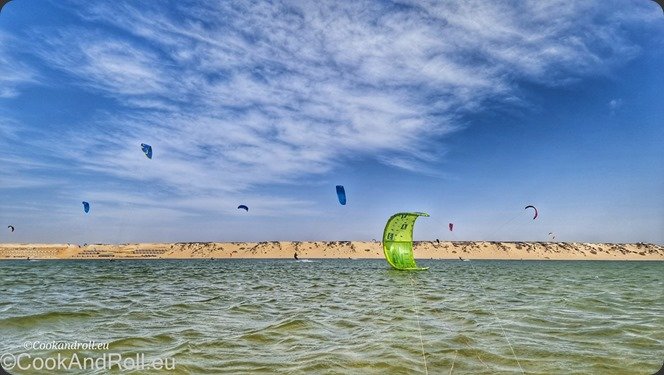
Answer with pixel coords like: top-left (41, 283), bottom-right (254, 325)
top-left (1, 259), bottom-right (662, 374)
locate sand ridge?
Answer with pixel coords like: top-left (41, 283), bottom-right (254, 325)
top-left (0, 241), bottom-right (663, 260)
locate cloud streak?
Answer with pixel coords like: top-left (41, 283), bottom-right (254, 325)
top-left (22, 1), bottom-right (641, 188)
top-left (1, 0), bottom-right (660, 241)
top-left (0, 32), bottom-right (37, 98)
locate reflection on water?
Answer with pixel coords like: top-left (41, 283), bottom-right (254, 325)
top-left (0, 259), bottom-right (662, 374)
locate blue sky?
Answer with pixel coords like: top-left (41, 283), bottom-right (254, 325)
top-left (1, 0), bottom-right (662, 244)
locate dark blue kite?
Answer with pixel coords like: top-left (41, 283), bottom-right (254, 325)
top-left (336, 185), bottom-right (346, 205)
top-left (82, 201), bottom-right (90, 213)
top-left (141, 143), bottom-right (153, 159)
top-left (237, 205), bottom-right (249, 212)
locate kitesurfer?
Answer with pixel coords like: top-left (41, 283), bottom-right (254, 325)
top-left (294, 252), bottom-right (299, 260)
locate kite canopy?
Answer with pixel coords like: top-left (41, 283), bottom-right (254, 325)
top-left (7, 225), bottom-right (14, 232)
top-left (449, 223), bottom-right (454, 231)
top-left (525, 205), bottom-right (538, 220)
top-left (82, 201), bottom-right (90, 213)
top-left (382, 212), bottom-right (429, 271)
top-left (237, 205), bottom-right (249, 211)
top-left (141, 143), bottom-right (153, 159)
top-left (336, 185), bottom-right (346, 205)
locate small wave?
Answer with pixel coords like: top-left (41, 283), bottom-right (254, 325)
top-left (196, 295), bottom-right (222, 303)
top-left (109, 334), bottom-right (175, 349)
top-left (0, 310), bottom-right (96, 328)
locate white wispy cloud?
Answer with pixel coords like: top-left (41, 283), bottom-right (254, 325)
top-left (0, 32), bottom-right (37, 98)
top-left (2, 0), bottom-right (657, 232)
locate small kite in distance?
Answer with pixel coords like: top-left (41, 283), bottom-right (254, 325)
top-left (82, 201), bottom-right (90, 213)
top-left (525, 205), bottom-right (538, 220)
top-left (0, 0), bottom-right (12, 13)
top-left (141, 143), bottom-right (153, 159)
top-left (237, 205), bottom-right (249, 212)
top-left (448, 223), bottom-right (454, 231)
top-left (7, 225), bottom-right (14, 232)
top-left (336, 185), bottom-right (346, 205)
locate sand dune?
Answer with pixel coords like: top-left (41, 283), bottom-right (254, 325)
top-left (0, 241), bottom-right (662, 260)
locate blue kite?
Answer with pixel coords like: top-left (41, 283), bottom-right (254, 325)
top-left (336, 185), bottom-right (346, 205)
top-left (141, 143), bottom-right (153, 159)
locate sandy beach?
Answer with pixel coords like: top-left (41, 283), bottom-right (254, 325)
top-left (1, 241), bottom-right (662, 261)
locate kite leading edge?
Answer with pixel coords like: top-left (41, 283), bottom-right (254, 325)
top-left (525, 205), bottom-right (538, 220)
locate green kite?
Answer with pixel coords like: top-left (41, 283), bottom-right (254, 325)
top-left (382, 212), bottom-right (429, 271)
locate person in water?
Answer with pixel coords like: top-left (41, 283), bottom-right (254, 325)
top-left (294, 252), bottom-right (298, 260)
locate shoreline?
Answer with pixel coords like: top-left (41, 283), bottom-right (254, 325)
top-left (1, 241), bottom-right (662, 261)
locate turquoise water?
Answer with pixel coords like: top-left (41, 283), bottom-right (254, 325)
top-left (0, 260), bottom-right (662, 374)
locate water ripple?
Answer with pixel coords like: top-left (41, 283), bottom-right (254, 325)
top-left (0, 259), bottom-right (662, 374)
